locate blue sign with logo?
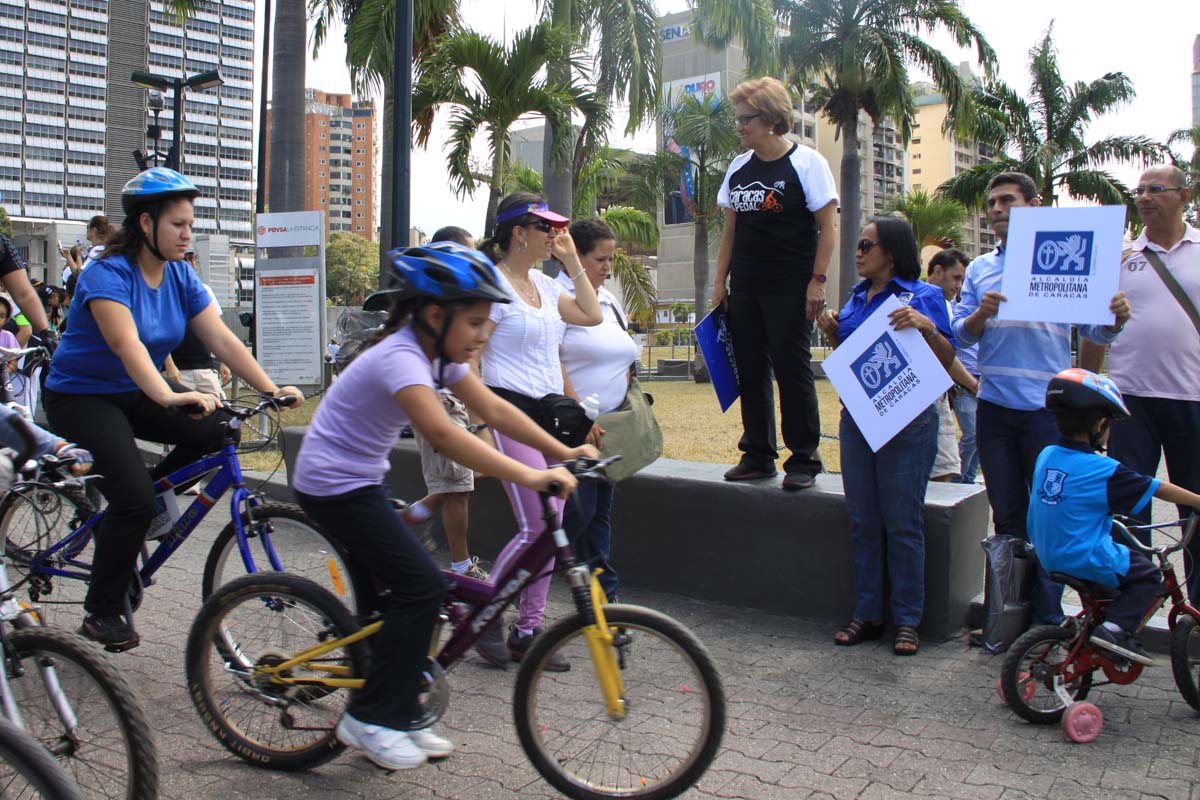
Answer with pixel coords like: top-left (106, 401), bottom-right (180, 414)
top-left (1031, 231), bottom-right (1094, 276)
top-left (695, 305), bottom-right (740, 412)
top-left (850, 332), bottom-right (909, 399)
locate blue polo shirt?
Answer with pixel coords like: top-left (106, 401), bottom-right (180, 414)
top-left (837, 275), bottom-right (955, 347)
top-left (47, 253), bottom-right (212, 394)
top-left (1028, 439), bottom-right (1159, 587)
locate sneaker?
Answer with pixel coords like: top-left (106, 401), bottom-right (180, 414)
top-left (335, 714), bottom-right (426, 770)
top-left (408, 728), bottom-right (453, 759)
top-left (781, 472), bottom-right (815, 491)
top-left (508, 625), bottom-right (570, 672)
top-left (1089, 626), bottom-right (1156, 666)
top-left (474, 619), bottom-right (510, 669)
top-left (462, 557), bottom-right (489, 581)
top-left (79, 615), bottom-right (139, 652)
top-left (723, 462), bottom-right (776, 482)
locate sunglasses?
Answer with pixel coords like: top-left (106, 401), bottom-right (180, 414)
top-left (528, 221), bottom-right (555, 233)
top-left (857, 238), bottom-right (879, 254)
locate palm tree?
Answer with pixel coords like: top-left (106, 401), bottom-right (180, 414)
top-left (412, 24), bottom-right (607, 236)
top-left (1168, 124), bottom-right (1200, 225)
top-left (939, 27), bottom-right (1168, 220)
top-left (600, 205), bottom-right (658, 322)
top-left (539, 0), bottom-right (660, 219)
top-left (884, 189), bottom-right (965, 248)
top-left (692, 0), bottom-right (996, 301)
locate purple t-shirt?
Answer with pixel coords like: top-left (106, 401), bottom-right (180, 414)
top-left (293, 325), bottom-right (469, 496)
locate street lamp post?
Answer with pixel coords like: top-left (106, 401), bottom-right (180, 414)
top-left (131, 69), bottom-right (224, 172)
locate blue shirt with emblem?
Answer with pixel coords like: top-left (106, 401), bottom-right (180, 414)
top-left (837, 275), bottom-right (955, 347)
top-left (47, 253), bottom-right (212, 394)
top-left (1028, 439), bottom-right (1159, 587)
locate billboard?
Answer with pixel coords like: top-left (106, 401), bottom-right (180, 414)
top-left (662, 72), bottom-right (722, 226)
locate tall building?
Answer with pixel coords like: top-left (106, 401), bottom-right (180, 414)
top-left (265, 89), bottom-right (377, 241)
top-left (1193, 34), bottom-right (1199, 127)
top-left (906, 70), bottom-right (997, 260)
top-left (0, 0), bottom-right (255, 281)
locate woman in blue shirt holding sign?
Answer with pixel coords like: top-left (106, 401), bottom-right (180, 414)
top-left (816, 217), bottom-right (955, 656)
top-left (43, 168), bottom-right (303, 652)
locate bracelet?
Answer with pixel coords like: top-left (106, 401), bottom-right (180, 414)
top-left (568, 268), bottom-right (584, 280)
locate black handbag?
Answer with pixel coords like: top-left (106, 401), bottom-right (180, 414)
top-left (489, 386), bottom-right (591, 448)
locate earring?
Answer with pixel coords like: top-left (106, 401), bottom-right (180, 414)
top-left (520, 239), bottom-right (527, 251)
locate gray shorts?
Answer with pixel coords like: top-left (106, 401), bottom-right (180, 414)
top-left (413, 392), bottom-right (474, 494)
top-left (931, 393), bottom-right (961, 479)
top-left (176, 367), bottom-right (226, 399)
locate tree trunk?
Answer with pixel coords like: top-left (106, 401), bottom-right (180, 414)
top-left (379, 85), bottom-right (394, 286)
top-left (837, 111), bottom-right (862, 305)
top-left (541, 0), bottom-right (574, 219)
top-left (692, 214), bottom-right (710, 382)
top-left (485, 143), bottom-right (505, 238)
top-left (267, 0), bottom-right (306, 215)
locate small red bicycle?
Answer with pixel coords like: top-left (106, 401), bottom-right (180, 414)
top-left (999, 513), bottom-right (1200, 742)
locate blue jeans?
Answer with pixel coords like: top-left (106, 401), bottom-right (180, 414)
top-left (839, 405), bottom-right (938, 627)
top-left (975, 399), bottom-right (1064, 624)
top-left (562, 479), bottom-right (619, 599)
top-left (952, 389), bottom-right (980, 484)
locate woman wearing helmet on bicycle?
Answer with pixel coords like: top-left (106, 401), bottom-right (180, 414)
top-left (1029, 368), bottom-right (1200, 663)
top-left (42, 167), bottom-right (303, 652)
top-left (292, 241), bottom-right (597, 771)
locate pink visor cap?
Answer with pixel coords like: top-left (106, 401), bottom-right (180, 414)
top-left (494, 201), bottom-right (570, 228)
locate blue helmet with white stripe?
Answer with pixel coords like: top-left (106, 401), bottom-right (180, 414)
top-left (363, 241), bottom-right (511, 311)
top-left (121, 168), bottom-right (200, 216)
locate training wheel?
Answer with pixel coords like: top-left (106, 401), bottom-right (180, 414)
top-left (1062, 702), bottom-right (1103, 743)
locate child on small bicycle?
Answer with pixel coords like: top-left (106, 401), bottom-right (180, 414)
top-left (292, 242), bottom-right (598, 772)
top-left (0, 404), bottom-right (92, 476)
top-left (1028, 368), bottom-right (1200, 663)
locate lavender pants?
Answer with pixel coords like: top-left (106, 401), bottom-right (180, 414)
top-left (492, 431), bottom-right (563, 633)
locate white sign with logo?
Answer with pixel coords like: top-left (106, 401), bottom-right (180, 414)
top-left (255, 211), bottom-right (324, 248)
top-left (996, 205), bottom-right (1126, 326)
top-left (822, 295), bottom-right (953, 452)
top-left (254, 210), bottom-right (326, 388)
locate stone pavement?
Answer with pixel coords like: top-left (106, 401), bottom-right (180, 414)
top-left (93, 513), bottom-right (1200, 800)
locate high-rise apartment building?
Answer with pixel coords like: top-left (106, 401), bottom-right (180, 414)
top-left (0, 0), bottom-right (255, 280)
top-left (1193, 34), bottom-right (1199, 127)
top-left (265, 89), bottom-right (377, 241)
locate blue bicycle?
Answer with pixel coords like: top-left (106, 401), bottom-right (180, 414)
top-left (0, 396), bottom-right (359, 635)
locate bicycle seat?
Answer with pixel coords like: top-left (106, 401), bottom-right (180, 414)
top-left (1049, 572), bottom-right (1119, 601)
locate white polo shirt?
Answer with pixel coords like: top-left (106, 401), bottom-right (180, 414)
top-left (483, 268), bottom-right (566, 398)
top-left (558, 275), bottom-right (641, 413)
top-left (1109, 224), bottom-right (1200, 401)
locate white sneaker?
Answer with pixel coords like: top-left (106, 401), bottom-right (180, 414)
top-left (409, 728), bottom-right (454, 758)
top-left (335, 714), bottom-right (426, 770)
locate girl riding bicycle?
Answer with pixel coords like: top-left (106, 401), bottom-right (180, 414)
top-left (292, 241), bottom-right (597, 771)
top-left (42, 167), bottom-right (303, 652)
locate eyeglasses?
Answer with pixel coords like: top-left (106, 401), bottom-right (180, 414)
top-left (734, 113), bottom-right (761, 127)
top-left (528, 221), bottom-right (554, 233)
top-left (1133, 185), bottom-right (1184, 197)
top-left (856, 238), bottom-right (879, 254)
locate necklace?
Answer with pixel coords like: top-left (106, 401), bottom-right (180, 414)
top-left (500, 262), bottom-right (538, 305)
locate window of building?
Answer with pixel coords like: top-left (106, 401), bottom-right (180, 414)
top-left (911, 138), bottom-right (921, 145)
top-left (355, 200), bottom-right (364, 206)
top-left (319, 133), bottom-right (326, 139)
top-left (355, 161), bottom-right (364, 167)
top-left (355, 187), bottom-right (364, 193)
top-left (912, 168), bottom-right (921, 174)
top-left (355, 136), bottom-right (364, 142)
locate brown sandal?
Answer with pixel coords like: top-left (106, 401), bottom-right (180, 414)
top-left (894, 625), bottom-right (920, 656)
top-left (834, 618), bottom-right (884, 646)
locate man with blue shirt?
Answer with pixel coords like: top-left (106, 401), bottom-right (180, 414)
top-left (953, 172), bottom-right (1131, 625)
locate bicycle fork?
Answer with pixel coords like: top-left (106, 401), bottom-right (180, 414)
top-left (565, 563), bottom-right (627, 721)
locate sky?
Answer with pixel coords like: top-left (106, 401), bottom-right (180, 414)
top-left (253, 0), bottom-right (1200, 236)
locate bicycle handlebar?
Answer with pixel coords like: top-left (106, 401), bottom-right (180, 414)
top-left (1112, 513), bottom-right (1200, 558)
top-left (171, 393), bottom-right (299, 419)
top-left (0, 346), bottom-right (48, 365)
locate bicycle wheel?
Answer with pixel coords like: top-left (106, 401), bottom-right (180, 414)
top-left (0, 716), bottom-right (83, 800)
top-left (513, 605), bottom-right (725, 800)
top-left (5, 626), bottom-right (158, 800)
top-left (1170, 615), bottom-right (1200, 710)
top-left (1000, 624), bottom-right (1093, 724)
top-left (201, 503), bottom-right (364, 612)
top-left (186, 573), bottom-right (368, 771)
top-left (0, 485), bottom-right (95, 629)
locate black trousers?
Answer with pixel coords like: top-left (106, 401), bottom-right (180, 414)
top-left (1105, 551), bottom-right (1163, 633)
top-left (42, 386), bottom-right (225, 616)
top-left (296, 485), bottom-right (446, 730)
top-left (727, 291), bottom-right (822, 475)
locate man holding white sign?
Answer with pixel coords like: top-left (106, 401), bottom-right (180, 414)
top-left (953, 172), bottom-right (1131, 626)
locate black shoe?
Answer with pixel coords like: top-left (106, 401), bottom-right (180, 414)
top-left (507, 625), bottom-right (570, 672)
top-left (1089, 625), bottom-right (1155, 666)
top-left (782, 472), bottom-right (815, 491)
top-left (723, 462), bottom-right (776, 481)
top-left (473, 619), bottom-right (510, 669)
top-left (79, 615), bottom-right (139, 652)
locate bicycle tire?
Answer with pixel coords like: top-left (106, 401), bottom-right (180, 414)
top-left (513, 604), bottom-right (725, 800)
top-left (1170, 615), bottom-right (1200, 710)
top-left (200, 503), bottom-right (365, 613)
top-left (6, 626), bottom-right (158, 800)
top-left (1000, 624), bottom-right (1093, 724)
top-left (0, 715), bottom-right (84, 800)
top-left (186, 573), bottom-right (368, 771)
top-left (0, 485), bottom-right (95, 629)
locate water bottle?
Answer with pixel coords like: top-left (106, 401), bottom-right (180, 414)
top-left (145, 487), bottom-right (181, 541)
top-left (581, 393), bottom-right (601, 421)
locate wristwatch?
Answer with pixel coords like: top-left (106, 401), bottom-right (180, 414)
top-left (812, 273), bottom-right (827, 284)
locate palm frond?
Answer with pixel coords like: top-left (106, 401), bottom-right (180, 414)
top-left (610, 249), bottom-right (656, 322)
top-left (600, 205), bottom-right (659, 248)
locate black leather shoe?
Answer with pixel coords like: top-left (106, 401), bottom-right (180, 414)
top-left (723, 463), bottom-right (777, 481)
top-left (782, 472), bottom-right (816, 491)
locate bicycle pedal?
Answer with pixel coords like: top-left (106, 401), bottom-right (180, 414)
top-left (1088, 635), bottom-right (1156, 667)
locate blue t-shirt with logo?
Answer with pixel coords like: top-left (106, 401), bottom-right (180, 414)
top-left (836, 276), bottom-right (955, 347)
top-left (1028, 439), bottom-right (1159, 587)
top-left (47, 253), bottom-right (212, 394)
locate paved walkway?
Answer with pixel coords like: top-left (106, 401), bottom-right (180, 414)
top-left (93, 513), bottom-right (1200, 799)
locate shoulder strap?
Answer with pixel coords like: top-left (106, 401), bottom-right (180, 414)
top-left (1143, 249), bottom-right (1200, 339)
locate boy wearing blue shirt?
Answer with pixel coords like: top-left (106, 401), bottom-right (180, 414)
top-left (1029, 369), bottom-right (1200, 663)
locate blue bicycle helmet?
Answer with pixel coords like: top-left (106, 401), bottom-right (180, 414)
top-left (1046, 368), bottom-right (1131, 420)
top-left (121, 168), bottom-right (200, 216)
top-left (362, 242), bottom-right (512, 311)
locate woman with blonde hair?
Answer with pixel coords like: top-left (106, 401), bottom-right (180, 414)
top-left (711, 76), bottom-right (839, 491)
